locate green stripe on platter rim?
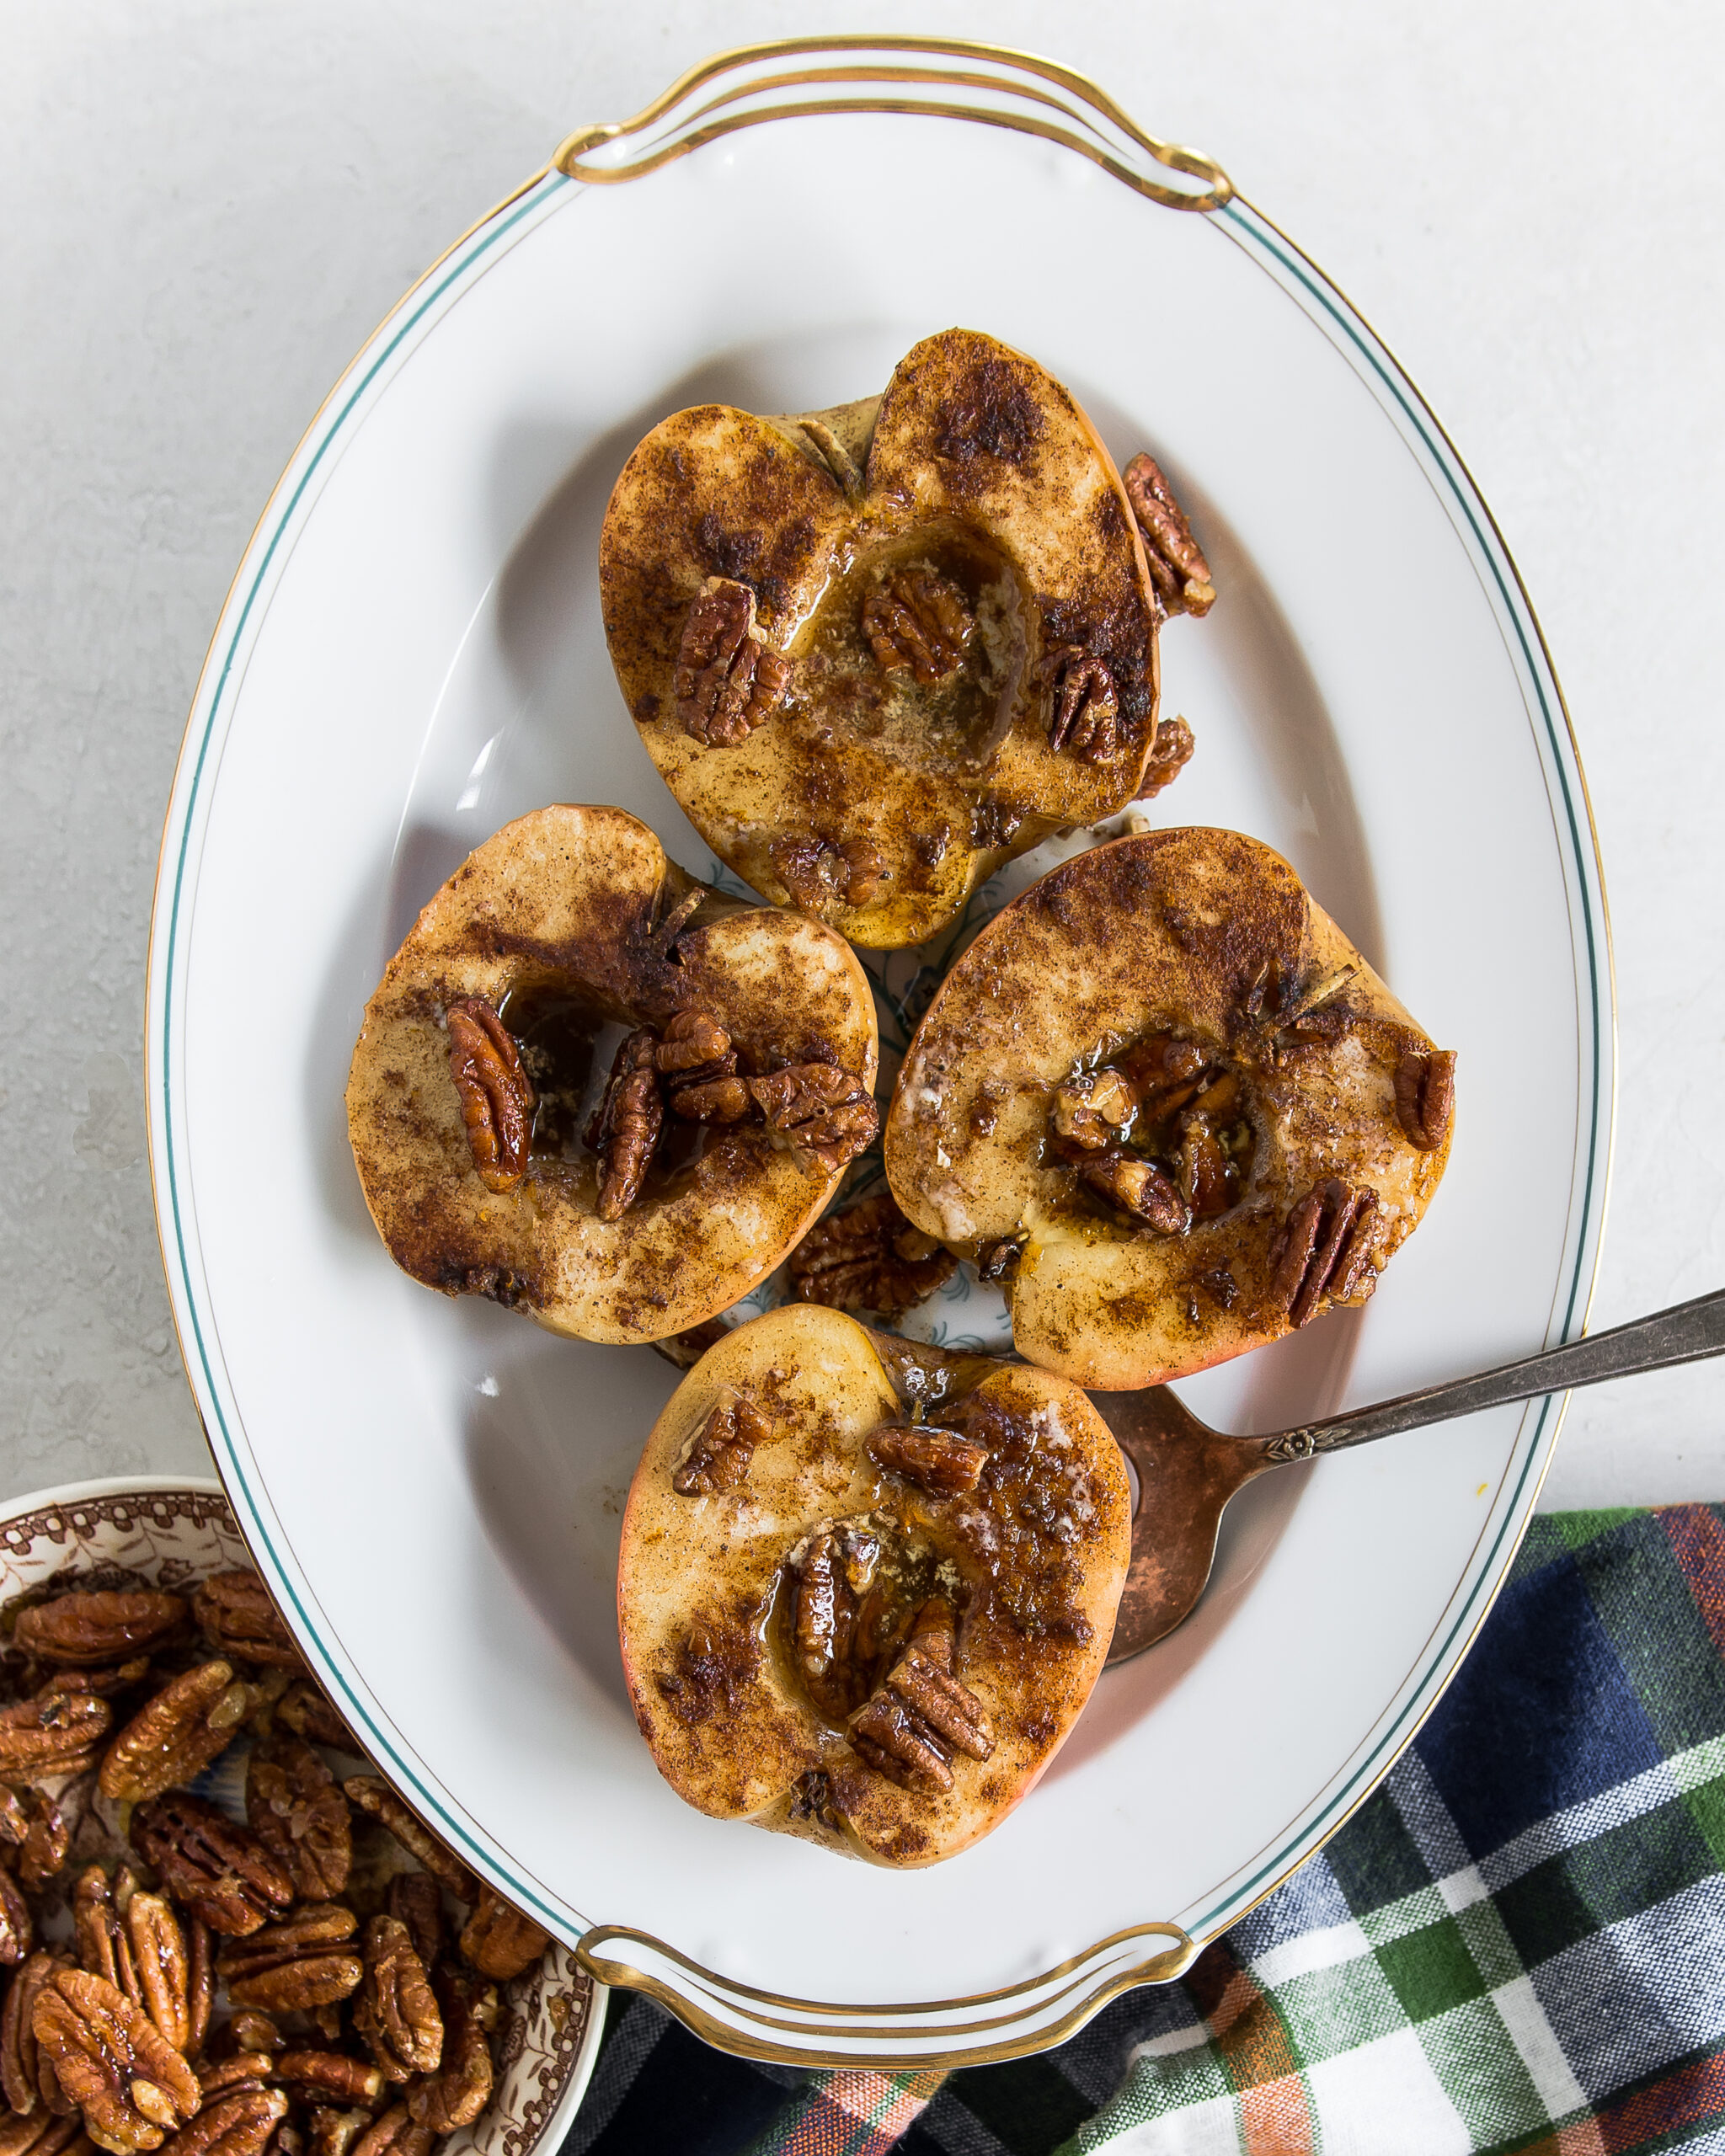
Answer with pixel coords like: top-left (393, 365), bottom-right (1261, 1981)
top-left (152, 149), bottom-right (1610, 2020)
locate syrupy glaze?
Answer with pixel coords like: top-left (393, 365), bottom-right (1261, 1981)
top-left (788, 520), bottom-right (1029, 775)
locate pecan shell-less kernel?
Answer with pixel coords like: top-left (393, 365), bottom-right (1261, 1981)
top-left (456, 1888), bottom-right (549, 1983)
top-left (1039, 648), bottom-right (1119, 762)
top-left (272, 1684), bottom-right (358, 1758)
top-left (0, 2113), bottom-right (83, 2156)
top-left (183, 1929), bottom-right (210, 2063)
top-left (13, 1596), bottom-right (187, 1671)
top-left (0, 1694), bottom-right (110, 1785)
top-left (861, 568), bottom-right (973, 686)
top-left (1134, 713), bottom-right (1196, 801)
top-left (31, 1968), bottom-right (200, 2153)
top-left (122, 1899), bottom-right (188, 2057)
top-left (382, 1879), bottom-right (441, 1982)
top-left (1393, 1048), bottom-right (1457, 1152)
top-left (654, 1011), bottom-right (732, 1080)
top-left (129, 1795), bottom-right (293, 1940)
top-left (769, 835), bottom-right (886, 914)
top-left (867, 1426), bottom-right (989, 1498)
top-left (339, 1783), bottom-right (473, 1904)
top-left (245, 1741), bottom-right (350, 1903)
top-left (670, 1393), bottom-right (768, 1498)
top-left (270, 2058), bottom-right (382, 2110)
top-left (0, 1869), bottom-right (33, 1968)
top-left (190, 2066), bottom-right (269, 2107)
top-left (346, 2108), bottom-right (430, 2156)
top-left (404, 1968), bottom-right (494, 2132)
top-left (667, 1073), bottom-right (752, 1125)
top-left (303, 2115), bottom-right (368, 2156)
top-left (747, 1064), bottom-right (879, 1174)
top-left (72, 1871), bottom-right (136, 2004)
top-left (190, 1577), bottom-right (301, 1673)
top-left (848, 1643), bottom-right (994, 1796)
top-left (1272, 1179), bottom-right (1381, 1327)
top-left (785, 1193), bottom-right (956, 1318)
top-left (216, 1908), bottom-right (362, 2014)
top-left (158, 2090), bottom-right (288, 2156)
top-left (13, 1796), bottom-right (68, 1895)
top-left (3, 1952), bottom-right (72, 2117)
top-left (1078, 1155), bottom-right (1191, 1235)
top-left (351, 1920), bottom-right (441, 2085)
top-left (673, 577), bottom-right (792, 748)
top-left (1049, 1070), bottom-right (1139, 1154)
top-left (442, 999), bottom-right (534, 1197)
top-left (1122, 452), bottom-right (1215, 618)
top-left (585, 1029), bottom-right (662, 1223)
top-left (100, 1663), bottom-right (258, 1806)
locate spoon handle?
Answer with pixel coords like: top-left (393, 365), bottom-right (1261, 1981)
top-left (1271, 1285), bottom-right (1725, 1460)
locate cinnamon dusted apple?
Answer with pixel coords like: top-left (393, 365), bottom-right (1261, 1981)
top-left (884, 829), bottom-right (1455, 1389)
top-left (599, 328), bottom-right (1212, 948)
top-left (617, 1307), bottom-right (1131, 1866)
top-left (344, 806), bottom-right (878, 1345)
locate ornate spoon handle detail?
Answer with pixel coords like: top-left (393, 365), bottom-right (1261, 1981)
top-left (1267, 1287), bottom-right (1725, 1460)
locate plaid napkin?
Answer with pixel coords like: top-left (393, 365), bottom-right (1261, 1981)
top-left (563, 1505), bottom-right (1725, 2155)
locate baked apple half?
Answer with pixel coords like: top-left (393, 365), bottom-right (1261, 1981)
top-left (345, 805), bottom-right (878, 1344)
top-left (617, 1306), bottom-right (1131, 1866)
top-left (884, 829), bottom-right (1455, 1389)
top-left (599, 328), bottom-right (1212, 947)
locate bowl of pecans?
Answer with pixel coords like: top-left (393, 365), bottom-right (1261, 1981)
top-left (0, 1477), bottom-right (604, 2156)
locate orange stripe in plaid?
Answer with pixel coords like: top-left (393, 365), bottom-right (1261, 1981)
top-left (1597, 2045), bottom-right (1725, 2153)
top-left (1183, 1939), bottom-right (1315, 2152)
top-left (1658, 1507), bottom-right (1725, 1660)
top-left (1554, 2119), bottom-right (1608, 2154)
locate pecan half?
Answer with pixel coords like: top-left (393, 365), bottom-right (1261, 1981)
top-left (1394, 1048), bottom-right (1456, 1152)
top-left (270, 2057), bottom-right (382, 2110)
top-left (1049, 1069), bottom-right (1138, 1154)
top-left (657, 1013), bottom-right (750, 1123)
top-left (405, 1967), bottom-right (494, 2133)
top-left (1135, 713), bottom-right (1196, 800)
top-left (246, 1742), bottom-right (350, 1903)
top-left (867, 1426), bottom-right (989, 1498)
top-left (382, 1878), bottom-right (441, 1980)
top-left (193, 2064), bottom-right (271, 2106)
top-left (848, 1640), bottom-right (992, 1796)
top-left (1039, 648), bottom-right (1119, 761)
top-left (272, 1683), bottom-right (358, 1758)
top-left (674, 577), bottom-right (791, 747)
top-left (1078, 1155), bottom-right (1190, 1235)
top-left (671, 1393), bottom-right (768, 1498)
top-left (3, 1951), bottom-right (73, 2117)
top-left (305, 2115), bottom-right (371, 2156)
top-left (158, 2089), bottom-right (287, 2156)
top-left (0, 1870), bottom-right (32, 1969)
top-left (13, 1595), bottom-right (186, 1670)
top-left (100, 1663), bottom-right (258, 1806)
top-left (785, 1193), bottom-right (956, 1317)
top-left (667, 1073), bottom-right (751, 1124)
top-left (1115, 1033), bottom-right (1209, 1117)
top-left (1272, 1179), bottom-right (1381, 1326)
top-left (217, 1908), bottom-right (363, 2016)
top-left (184, 1927), bottom-right (211, 2062)
top-left (130, 1795), bottom-right (293, 1939)
top-left (347, 2107), bottom-right (430, 2156)
top-left (1123, 452), bottom-right (1215, 617)
top-left (0, 1694), bottom-right (110, 1785)
top-left (123, 1900), bottom-right (189, 2057)
top-left (0, 2115), bottom-right (82, 2156)
top-left (748, 1064), bottom-right (879, 1174)
top-left (72, 1870), bottom-right (136, 2004)
top-left (11, 1796), bottom-right (67, 1895)
top-left (861, 568), bottom-right (973, 685)
top-left (457, 1889), bottom-right (550, 1983)
top-left (192, 1575), bottom-right (302, 1673)
top-left (442, 999), bottom-right (533, 1197)
top-left (585, 1029), bottom-right (662, 1222)
top-left (339, 1783), bottom-right (473, 1903)
top-left (770, 835), bottom-right (886, 913)
top-left (31, 1968), bottom-right (200, 2153)
top-left (351, 1920), bottom-right (441, 2085)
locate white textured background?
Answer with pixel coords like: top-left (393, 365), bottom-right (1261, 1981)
top-left (3, 0), bottom-right (1719, 1505)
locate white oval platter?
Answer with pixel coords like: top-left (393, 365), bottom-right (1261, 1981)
top-left (146, 41), bottom-right (1611, 2065)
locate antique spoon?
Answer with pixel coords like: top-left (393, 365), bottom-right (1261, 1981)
top-left (1094, 1284), bottom-right (1725, 1664)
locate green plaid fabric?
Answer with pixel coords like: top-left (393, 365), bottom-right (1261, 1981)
top-left (569, 1506), bottom-right (1725, 2155)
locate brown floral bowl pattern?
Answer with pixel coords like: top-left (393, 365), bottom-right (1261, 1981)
top-left (0, 1476), bottom-right (604, 2156)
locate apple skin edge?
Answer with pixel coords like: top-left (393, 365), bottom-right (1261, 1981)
top-left (616, 1305), bottom-right (1132, 1867)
